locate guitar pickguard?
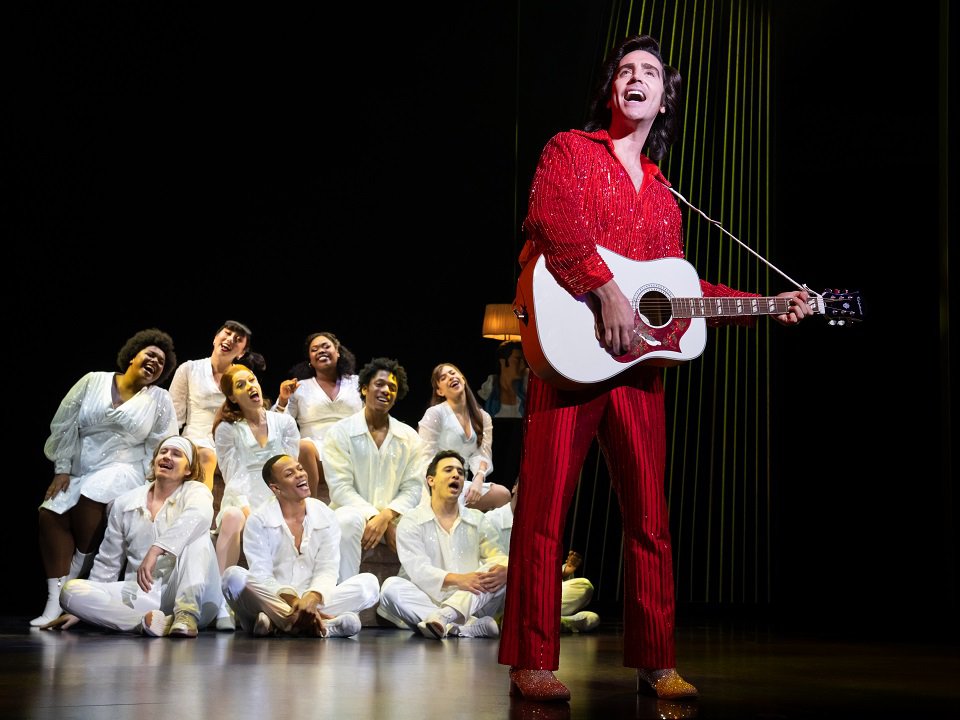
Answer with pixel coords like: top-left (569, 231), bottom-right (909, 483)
top-left (616, 315), bottom-right (691, 362)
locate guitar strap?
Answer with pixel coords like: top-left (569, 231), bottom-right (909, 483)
top-left (664, 185), bottom-right (820, 300)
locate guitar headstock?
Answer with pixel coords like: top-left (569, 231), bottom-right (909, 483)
top-left (820, 289), bottom-right (864, 325)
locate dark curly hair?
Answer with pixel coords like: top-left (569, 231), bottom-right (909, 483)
top-left (288, 331), bottom-right (357, 380)
top-left (358, 357), bottom-right (409, 401)
top-left (116, 328), bottom-right (177, 385)
top-left (584, 34), bottom-right (683, 163)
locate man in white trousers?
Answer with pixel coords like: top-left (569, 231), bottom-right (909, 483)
top-left (221, 454), bottom-right (380, 637)
top-left (377, 450), bottom-right (507, 639)
top-left (55, 436), bottom-right (223, 637)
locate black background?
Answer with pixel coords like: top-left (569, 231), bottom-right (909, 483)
top-left (3, 1), bottom-right (954, 633)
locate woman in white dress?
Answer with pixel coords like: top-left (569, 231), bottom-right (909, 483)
top-left (274, 332), bottom-right (361, 501)
top-left (418, 363), bottom-right (510, 511)
top-left (168, 320), bottom-right (259, 490)
top-left (213, 364), bottom-right (300, 574)
top-left (33, 328), bottom-right (180, 626)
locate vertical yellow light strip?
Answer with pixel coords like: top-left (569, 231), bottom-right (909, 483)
top-left (672, 0), bottom-right (699, 603)
top-left (763, 2), bottom-right (774, 604)
top-left (706, 0), bottom-right (737, 604)
top-left (743, 2), bottom-right (758, 604)
top-left (726, 0), bottom-right (746, 604)
top-left (663, 0), bottom-right (685, 505)
top-left (693, 0), bottom-right (716, 603)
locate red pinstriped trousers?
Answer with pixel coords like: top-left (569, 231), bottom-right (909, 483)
top-left (498, 370), bottom-right (675, 671)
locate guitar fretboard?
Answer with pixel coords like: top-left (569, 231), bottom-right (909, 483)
top-left (668, 296), bottom-right (820, 318)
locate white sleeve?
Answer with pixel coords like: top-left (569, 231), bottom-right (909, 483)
top-left (242, 513), bottom-right (295, 598)
top-left (471, 410), bottom-right (494, 477)
top-left (396, 518), bottom-right (447, 602)
top-left (168, 364), bottom-right (189, 429)
top-left (153, 484), bottom-right (214, 557)
top-left (280, 414), bottom-right (301, 456)
top-left (323, 425), bottom-right (378, 518)
top-left (43, 373), bottom-right (92, 475)
top-left (477, 514), bottom-right (509, 569)
top-left (215, 422), bottom-right (242, 494)
top-left (387, 434), bottom-right (426, 517)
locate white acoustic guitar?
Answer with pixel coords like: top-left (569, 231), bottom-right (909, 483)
top-left (513, 246), bottom-right (863, 390)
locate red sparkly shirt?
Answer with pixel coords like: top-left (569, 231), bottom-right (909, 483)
top-left (519, 129), bottom-right (757, 315)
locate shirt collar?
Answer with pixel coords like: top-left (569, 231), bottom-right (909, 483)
top-left (569, 128), bottom-right (671, 187)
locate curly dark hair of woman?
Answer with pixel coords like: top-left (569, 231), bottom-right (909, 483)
top-left (115, 328), bottom-right (177, 385)
top-left (358, 357), bottom-right (409, 401)
top-left (583, 34), bottom-right (683, 163)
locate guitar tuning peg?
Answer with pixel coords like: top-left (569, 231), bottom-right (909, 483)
top-left (828, 319), bottom-right (837, 326)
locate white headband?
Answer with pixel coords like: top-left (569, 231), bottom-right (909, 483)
top-left (159, 436), bottom-right (195, 464)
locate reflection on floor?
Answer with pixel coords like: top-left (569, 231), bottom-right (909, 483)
top-left (2, 614), bottom-right (958, 720)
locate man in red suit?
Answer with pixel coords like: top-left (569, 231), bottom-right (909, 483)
top-left (498, 33), bottom-right (811, 703)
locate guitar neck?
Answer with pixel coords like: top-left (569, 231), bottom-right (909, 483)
top-left (670, 296), bottom-right (823, 319)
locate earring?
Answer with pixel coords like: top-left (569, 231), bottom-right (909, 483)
top-left (660, 106), bottom-right (666, 113)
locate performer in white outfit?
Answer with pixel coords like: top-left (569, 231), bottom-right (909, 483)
top-left (486, 483), bottom-right (600, 633)
top-left (378, 450), bottom-right (508, 639)
top-left (168, 319), bottom-right (256, 490)
top-left (274, 331), bottom-right (362, 500)
top-left (33, 329), bottom-right (179, 627)
top-left (213, 364), bottom-right (301, 573)
top-left (418, 363), bottom-right (510, 511)
top-left (323, 357), bottom-right (425, 582)
top-left (51, 437), bottom-right (224, 637)
top-left (222, 454), bottom-right (379, 638)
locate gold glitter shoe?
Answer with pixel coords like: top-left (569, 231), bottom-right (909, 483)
top-left (636, 668), bottom-right (699, 700)
top-left (508, 668), bottom-right (571, 702)
top-left (169, 611), bottom-right (199, 639)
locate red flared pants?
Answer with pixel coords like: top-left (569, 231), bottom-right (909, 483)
top-left (498, 371), bottom-right (675, 670)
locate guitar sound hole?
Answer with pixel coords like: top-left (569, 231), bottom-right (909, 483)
top-left (636, 291), bottom-right (673, 327)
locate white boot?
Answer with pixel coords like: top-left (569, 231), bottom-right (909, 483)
top-left (30, 576), bottom-right (67, 627)
top-left (68, 550), bottom-right (94, 580)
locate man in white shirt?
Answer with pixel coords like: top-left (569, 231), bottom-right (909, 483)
top-left (323, 357), bottom-right (425, 581)
top-left (377, 450), bottom-right (507, 639)
top-left (221, 454), bottom-right (380, 637)
top-left (56, 437), bottom-right (223, 637)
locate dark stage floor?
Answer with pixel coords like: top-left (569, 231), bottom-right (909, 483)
top-left (1, 615), bottom-right (957, 720)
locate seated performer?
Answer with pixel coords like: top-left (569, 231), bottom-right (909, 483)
top-left (34, 327), bottom-right (179, 627)
top-left (377, 450), bottom-right (507, 639)
top-left (221, 455), bottom-right (379, 638)
top-left (273, 331), bottom-right (362, 500)
top-left (168, 319), bottom-right (258, 490)
top-left (417, 362), bottom-right (510, 511)
top-left (323, 357), bottom-right (425, 581)
top-left (52, 437), bottom-right (224, 637)
top-left (486, 482), bottom-right (600, 633)
top-left (213, 364), bottom-right (301, 572)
